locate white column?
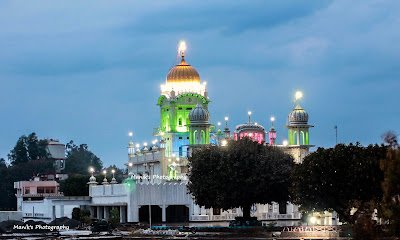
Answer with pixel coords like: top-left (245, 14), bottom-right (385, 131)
top-left (104, 206), bottom-right (109, 219)
top-left (97, 207), bottom-right (102, 219)
top-left (60, 205), bottom-right (65, 218)
top-left (162, 205), bottom-right (167, 222)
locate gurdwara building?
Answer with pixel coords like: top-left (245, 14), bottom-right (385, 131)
top-left (16, 44), bottom-right (338, 226)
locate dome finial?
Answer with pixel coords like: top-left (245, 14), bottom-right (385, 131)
top-left (248, 111), bottom-right (252, 123)
top-left (178, 41), bottom-right (187, 60)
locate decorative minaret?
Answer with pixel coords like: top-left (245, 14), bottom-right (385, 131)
top-left (223, 116), bottom-right (230, 139)
top-left (269, 117), bottom-right (277, 145)
top-left (284, 91), bottom-right (314, 163)
top-left (188, 104), bottom-right (211, 145)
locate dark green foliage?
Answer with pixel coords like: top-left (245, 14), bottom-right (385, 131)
top-left (109, 208), bottom-right (120, 228)
top-left (380, 131), bottom-right (400, 236)
top-left (59, 174), bottom-right (90, 196)
top-left (8, 133), bottom-right (49, 165)
top-left (0, 158), bottom-right (6, 168)
top-left (0, 159), bottom-right (54, 210)
top-left (187, 138), bottom-right (294, 219)
top-left (291, 142), bottom-right (387, 223)
top-left (64, 141), bottom-right (102, 174)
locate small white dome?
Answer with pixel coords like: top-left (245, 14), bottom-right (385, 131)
top-left (289, 104), bottom-right (309, 125)
top-left (189, 104), bottom-right (210, 124)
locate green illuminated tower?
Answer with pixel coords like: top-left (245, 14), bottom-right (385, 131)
top-left (155, 45), bottom-right (211, 159)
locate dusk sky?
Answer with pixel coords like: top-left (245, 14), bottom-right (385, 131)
top-left (1, 0), bottom-right (399, 168)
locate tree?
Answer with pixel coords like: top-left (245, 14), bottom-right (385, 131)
top-left (60, 174), bottom-right (90, 196)
top-left (291, 143), bottom-right (387, 223)
top-left (64, 141), bottom-right (103, 174)
top-left (187, 138), bottom-right (294, 219)
top-left (8, 135), bottom-right (29, 165)
top-left (380, 131), bottom-right (400, 236)
top-left (8, 133), bottom-right (49, 165)
top-left (26, 133), bottom-right (49, 161)
top-left (0, 158), bottom-right (6, 168)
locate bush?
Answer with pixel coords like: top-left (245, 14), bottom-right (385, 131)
top-left (109, 209), bottom-right (120, 228)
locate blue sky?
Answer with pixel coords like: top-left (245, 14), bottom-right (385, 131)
top-left (0, 0), bottom-right (399, 168)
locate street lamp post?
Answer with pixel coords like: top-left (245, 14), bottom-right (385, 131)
top-left (143, 162), bottom-right (155, 228)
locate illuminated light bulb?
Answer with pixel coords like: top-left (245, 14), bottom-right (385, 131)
top-left (271, 117), bottom-right (275, 122)
top-left (144, 142), bottom-right (147, 147)
top-left (128, 162), bottom-right (133, 167)
top-left (90, 167), bottom-right (94, 173)
top-left (248, 111), bottom-right (252, 116)
top-left (203, 82), bottom-right (207, 86)
top-left (136, 144), bottom-right (140, 148)
top-left (283, 140), bottom-right (289, 146)
top-left (221, 140), bottom-right (227, 146)
top-left (111, 169), bottom-right (115, 174)
top-left (218, 122), bottom-right (221, 126)
top-left (310, 216), bottom-right (317, 225)
top-left (129, 132), bottom-right (133, 137)
top-left (255, 122), bottom-right (258, 125)
top-left (168, 159), bottom-right (171, 162)
top-left (178, 41), bottom-right (187, 56)
top-left (295, 91), bottom-right (303, 100)
top-left (225, 117), bottom-right (229, 121)
top-left (154, 139), bottom-right (158, 143)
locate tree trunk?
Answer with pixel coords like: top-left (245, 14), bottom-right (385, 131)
top-left (243, 205), bottom-right (251, 219)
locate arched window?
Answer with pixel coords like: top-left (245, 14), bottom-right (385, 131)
top-left (201, 130), bottom-right (206, 144)
top-left (300, 131), bottom-right (305, 145)
top-left (193, 130), bottom-right (198, 144)
top-left (293, 131), bottom-right (298, 145)
top-left (178, 118), bottom-right (182, 126)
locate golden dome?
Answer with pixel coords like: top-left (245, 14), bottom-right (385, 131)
top-left (166, 57), bottom-right (200, 83)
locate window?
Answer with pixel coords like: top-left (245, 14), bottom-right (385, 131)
top-left (25, 188), bottom-right (30, 194)
top-left (186, 108), bottom-right (192, 110)
top-left (179, 137), bottom-right (183, 139)
top-left (187, 137), bottom-right (189, 139)
top-left (213, 208), bottom-right (221, 215)
top-left (179, 118), bottom-right (182, 126)
top-left (179, 146), bottom-right (183, 156)
top-left (178, 107), bottom-right (183, 110)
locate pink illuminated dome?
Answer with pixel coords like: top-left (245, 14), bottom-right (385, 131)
top-left (233, 113), bottom-right (266, 144)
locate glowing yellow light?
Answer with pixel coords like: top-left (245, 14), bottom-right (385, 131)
top-left (310, 216), bottom-right (317, 224)
top-left (218, 122), bottom-right (221, 126)
top-left (144, 142), bottom-right (147, 147)
top-left (178, 41), bottom-right (187, 56)
top-left (111, 169), bottom-right (115, 173)
top-left (90, 167), bottom-right (94, 173)
top-left (248, 111), bottom-right (252, 116)
top-left (128, 162), bottom-right (133, 167)
top-left (225, 117), bottom-right (229, 121)
top-left (168, 159), bottom-right (171, 162)
top-left (128, 132), bottom-right (133, 137)
top-left (271, 117), bottom-right (275, 122)
top-left (295, 91), bottom-right (303, 100)
top-left (255, 122), bottom-right (258, 125)
top-left (103, 170), bottom-right (107, 174)
top-left (283, 140), bottom-right (289, 146)
top-left (221, 140), bottom-right (227, 146)
top-left (136, 144), bottom-right (140, 148)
